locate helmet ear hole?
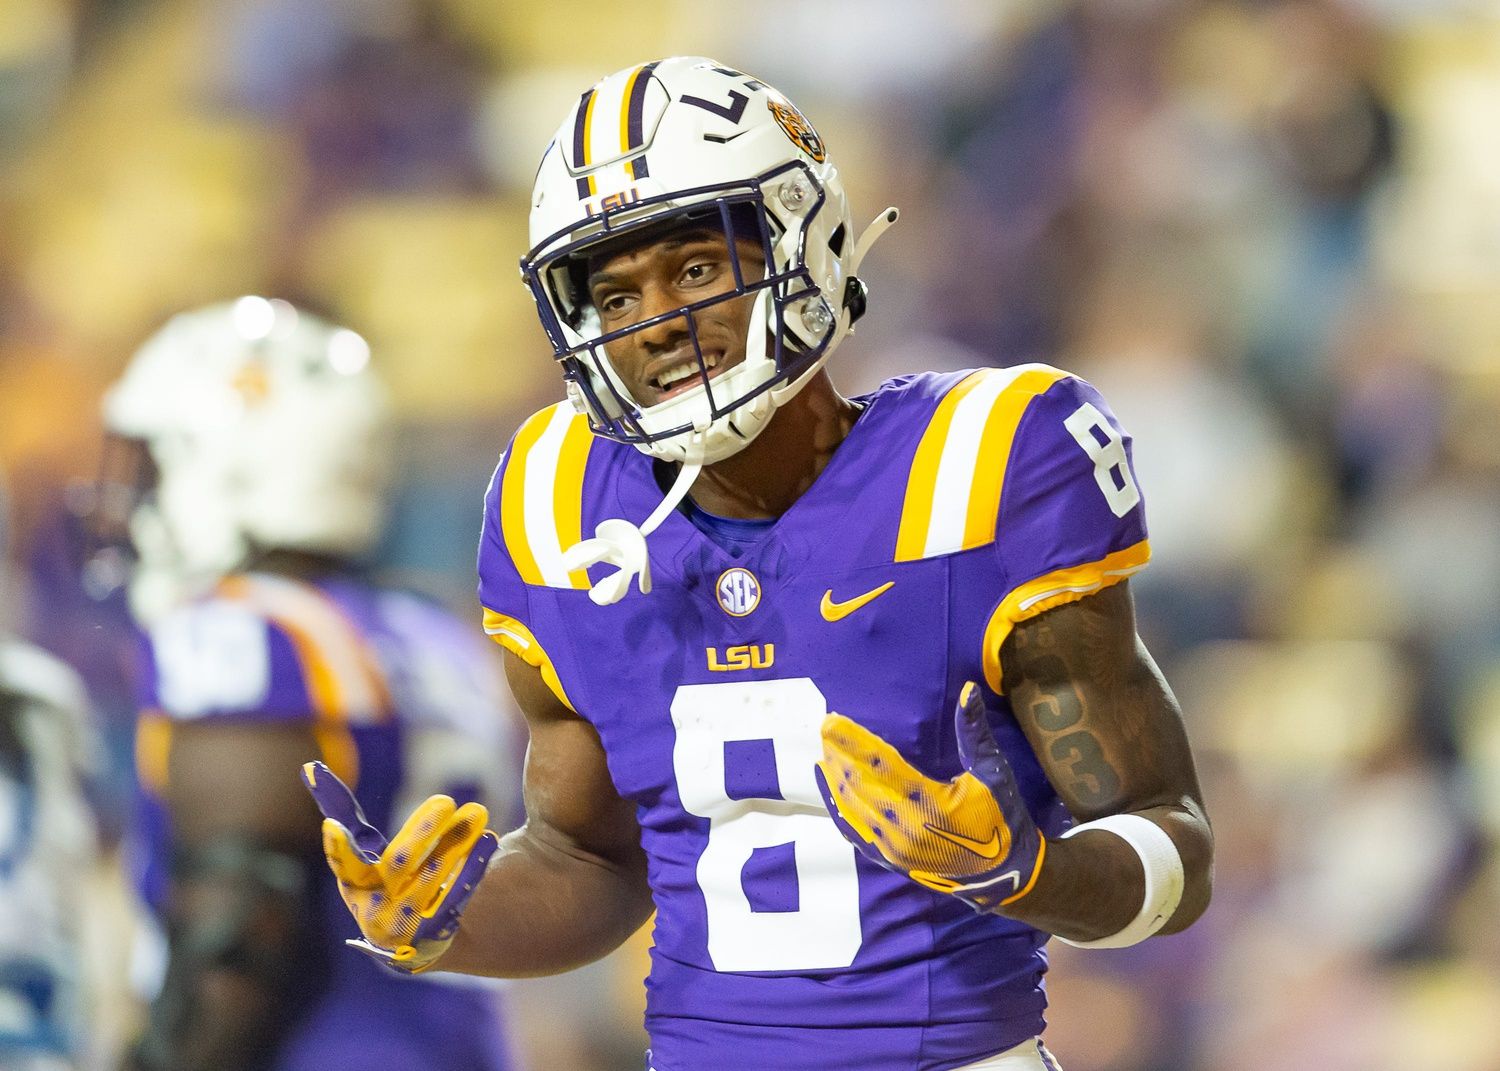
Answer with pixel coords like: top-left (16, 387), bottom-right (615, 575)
top-left (843, 277), bottom-right (868, 324)
top-left (827, 223), bottom-right (846, 258)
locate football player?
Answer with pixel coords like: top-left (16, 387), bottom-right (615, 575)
top-left (307, 58), bottom-right (1214, 1071)
top-left (91, 299), bottom-right (520, 1071)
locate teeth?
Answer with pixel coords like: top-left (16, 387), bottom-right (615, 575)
top-left (655, 353), bottom-right (719, 392)
top-left (658, 363), bottom-right (697, 389)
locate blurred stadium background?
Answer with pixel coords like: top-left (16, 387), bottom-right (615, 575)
top-left (3, 0), bottom-right (1500, 1068)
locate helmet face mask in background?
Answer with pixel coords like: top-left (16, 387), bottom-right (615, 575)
top-left (522, 57), bottom-right (876, 467)
top-left (95, 297), bottom-right (392, 624)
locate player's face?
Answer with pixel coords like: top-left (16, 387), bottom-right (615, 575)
top-left (586, 225), bottom-right (766, 408)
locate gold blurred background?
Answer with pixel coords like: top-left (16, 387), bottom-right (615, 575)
top-left (4, 1), bottom-right (1500, 1068)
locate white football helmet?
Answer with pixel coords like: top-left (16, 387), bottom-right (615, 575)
top-left (522, 56), bottom-right (897, 466)
top-left (98, 297), bottom-right (392, 623)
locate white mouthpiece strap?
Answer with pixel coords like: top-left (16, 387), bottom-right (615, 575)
top-left (851, 206), bottom-right (900, 275)
top-left (642, 461), bottom-right (701, 536)
top-left (1055, 813), bottom-right (1184, 949)
top-left (560, 462), bottom-right (702, 606)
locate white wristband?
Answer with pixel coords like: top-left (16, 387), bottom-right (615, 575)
top-left (1055, 813), bottom-right (1184, 949)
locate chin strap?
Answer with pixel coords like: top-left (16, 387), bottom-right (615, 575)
top-left (561, 460), bottom-right (702, 606)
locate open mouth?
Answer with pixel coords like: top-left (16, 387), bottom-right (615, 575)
top-left (648, 351), bottom-right (724, 404)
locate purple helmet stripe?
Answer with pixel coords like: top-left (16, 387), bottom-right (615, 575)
top-left (626, 62), bottom-right (658, 148)
top-left (625, 62), bottom-right (660, 180)
top-left (572, 87), bottom-right (595, 199)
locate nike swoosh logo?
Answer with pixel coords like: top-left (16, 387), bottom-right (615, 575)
top-left (820, 581), bottom-right (895, 622)
top-left (925, 823), bottom-right (1003, 859)
top-left (703, 130), bottom-right (749, 144)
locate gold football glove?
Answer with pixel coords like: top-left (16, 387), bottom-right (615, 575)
top-left (302, 761), bottom-right (497, 972)
top-left (816, 682), bottom-right (1046, 911)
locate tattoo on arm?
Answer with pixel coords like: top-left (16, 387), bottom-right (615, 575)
top-left (1001, 583), bottom-right (1194, 819)
top-left (1047, 731), bottom-right (1120, 809)
top-left (1009, 649), bottom-right (1121, 808)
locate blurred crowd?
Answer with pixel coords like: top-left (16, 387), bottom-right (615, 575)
top-left (2, 0), bottom-right (1499, 1068)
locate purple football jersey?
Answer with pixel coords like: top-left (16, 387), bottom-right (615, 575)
top-left (134, 572), bottom-right (518, 1071)
top-left (477, 366), bottom-right (1149, 1071)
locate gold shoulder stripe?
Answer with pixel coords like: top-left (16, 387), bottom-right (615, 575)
top-left (217, 575), bottom-right (390, 725)
top-left (963, 367), bottom-right (1069, 549)
top-left (896, 365), bottom-right (1069, 562)
top-left (501, 404), bottom-right (596, 589)
top-left (482, 607), bottom-right (577, 713)
top-left (981, 539), bottom-right (1151, 693)
top-left (554, 411), bottom-right (595, 590)
top-left (895, 370), bottom-right (989, 562)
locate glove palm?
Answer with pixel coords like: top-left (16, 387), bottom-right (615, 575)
top-left (816, 682), bottom-right (1045, 911)
top-left (301, 761), bottom-right (497, 973)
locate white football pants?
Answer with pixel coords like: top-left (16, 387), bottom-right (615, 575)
top-left (957, 1037), bottom-right (1063, 1069)
top-left (648, 1037), bottom-right (1062, 1071)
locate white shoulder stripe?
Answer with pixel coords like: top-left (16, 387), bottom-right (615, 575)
top-left (922, 366), bottom-right (1029, 557)
top-left (522, 403), bottom-right (582, 588)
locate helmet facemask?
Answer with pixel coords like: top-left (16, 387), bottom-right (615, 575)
top-left (521, 58), bottom-right (895, 465)
top-left (525, 163), bottom-right (845, 466)
top-left (516, 58), bottom-right (898, 606)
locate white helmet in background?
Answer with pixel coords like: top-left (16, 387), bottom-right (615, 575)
top-left (521, 56), bottom-right (897, 466)
top-left (101, 297), bottom-right (392, 623)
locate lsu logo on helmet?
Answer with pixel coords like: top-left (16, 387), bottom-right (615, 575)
top-left (767, 97), bottom-right (826, 163)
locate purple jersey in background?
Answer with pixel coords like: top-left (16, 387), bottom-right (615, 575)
top-left (478, 365), bottom-right (1149, 1071)
top-left (133, 571), bottom-right (519, 1071)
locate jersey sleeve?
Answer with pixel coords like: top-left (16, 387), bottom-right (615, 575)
top-left (475, 448), bottom-right (564, 705)
top-left (135, 578), bottom-right (391, 798)
top-left (980, 373), bottom-right (1150, 691)
top-left (476, 403), bottom-right (598, 713)
top-left (477, 449), bottom-right (528, 627)
top-left (140, 598), bottom-right (315, 723)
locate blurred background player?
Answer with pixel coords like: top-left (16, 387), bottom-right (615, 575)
top-left (82, 297), bottom-right (521, 1071)
top-left (0, 479), bottom-right (108, 1071)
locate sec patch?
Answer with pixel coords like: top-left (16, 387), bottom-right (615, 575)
top-left (716, 567), bottom-right (762, 617)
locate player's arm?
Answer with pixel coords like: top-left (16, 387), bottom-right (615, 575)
top-left (817, 578), bottom-right (1211, 946)
top-left (997, 580), bottom-right (1212, 941)
top-left (433, 649), bottom-right (653, 976)
top-left (315, 440), bottom-right (653, 976)
top-left (129, 721), bottom-right (324, 1071)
